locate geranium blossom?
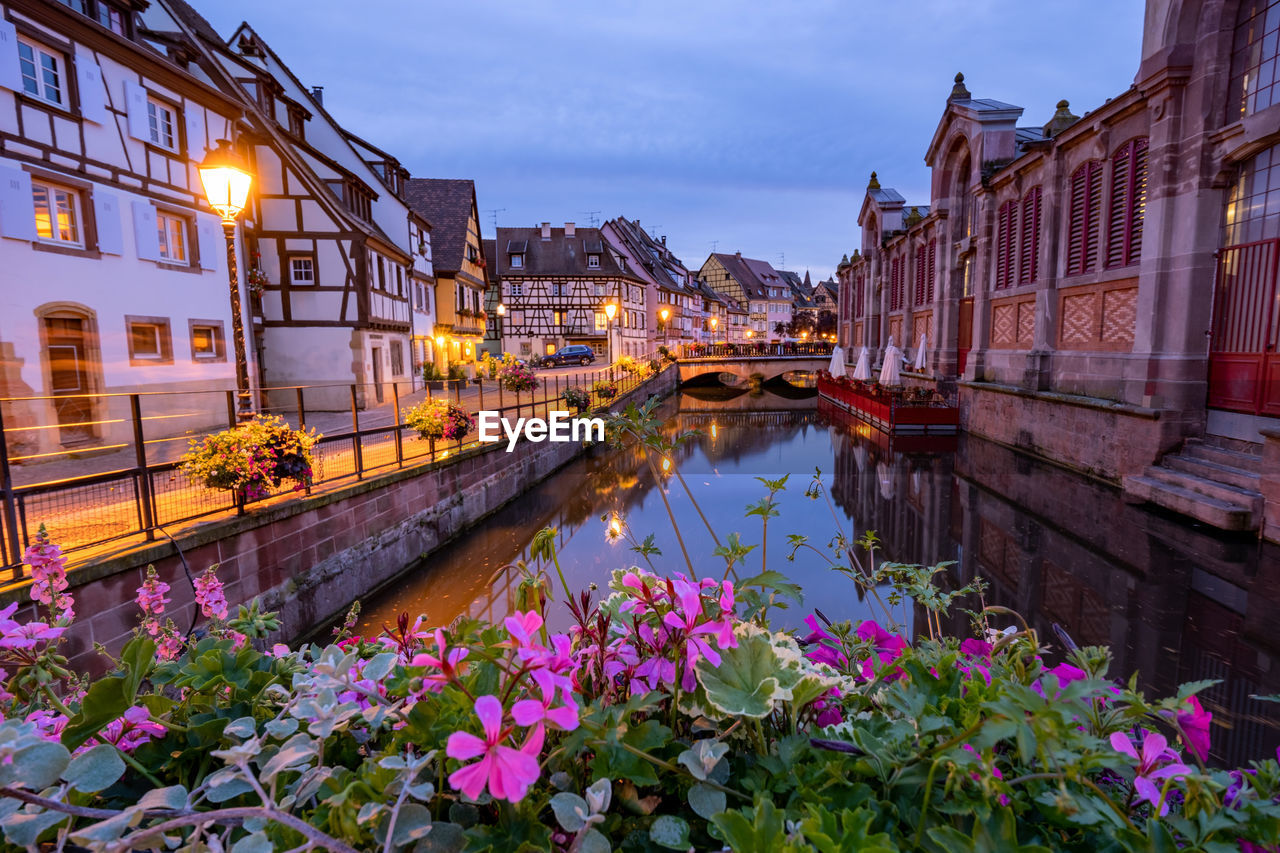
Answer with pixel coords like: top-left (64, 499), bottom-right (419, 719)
top-left (511, 668), bottom-right (580, 733)
top-left (1173, 695), bottom-right (1212, 763)
top-left (854, 620), bottom-right (909, 679)
top-left (802, 614), bottom-right (848, 668)
top-left (1110, 729), bottom-right (1191, 816)
top-left (25, 528), bottom-right (73, 621)
top-left (662, 577), bottom-right (734, 691)
top-left (447, 695), bottom-right (541, 803)
top-left (99, 706), bottom-right (166, 753)
top-left (408, 629), bottom-right (469, 691)
top-left (194, 567), bottom-right (229, 620)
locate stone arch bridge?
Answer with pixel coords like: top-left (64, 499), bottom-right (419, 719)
top-left (676, 355), bottom-right (830, 384)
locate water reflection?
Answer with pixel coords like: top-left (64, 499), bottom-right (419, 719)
top-left (356, 390), bottom-right (1280, 763)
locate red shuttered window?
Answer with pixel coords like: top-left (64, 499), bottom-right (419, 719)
top-left (854, 274), bottom-right (865, 317)
top-left (890, 256), bottom-right (903, 311)
top-left (1019, 186), bottom-right (1041, 285)
top-left (914, 244), bottom-right (926, 304)
top-left (925, 239), bottom-right (935, 303)
top-left (995, 200), bottom-right (1017, 289)
top-left (1066, 161), bottom-right (1103, 275)
top-left (1106, 138), bottom-right (1148, 269)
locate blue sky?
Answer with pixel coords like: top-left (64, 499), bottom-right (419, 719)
top-left (199, 1), bottom-right (1145, 281)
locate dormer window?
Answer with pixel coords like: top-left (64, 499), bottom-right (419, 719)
top-left (587, 254), bottom-right (600, 269)
top-left (467, 244), bottom-right (479, 263)
top-left (288, 107), bottom-right (306, 139)
top-left (510, 253), bottom-right (524, 269)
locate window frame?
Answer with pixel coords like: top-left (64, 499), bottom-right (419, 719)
top-left (125, 315), bottom-right (173, 366)
top-left (510, 253), bottom-right (524, 268)
top-left (288, 255), bottom-right (316, 286)
top-left (1019, 187), bottom-right (1042, 285)
top-left (587, 254), bottom-right (601, 269)
top-left (155, 211), bottom-right (190, 265)
top-left (1105, 138), bottom-right (1148, 270)
top-left (31, 178), bottom-right (84, 248)
top-left (1065, 161), bottom-right (1104, 276)
top-left (187, 319), bottom-right (227, 363)
top-left (146, 95), bottom-right (180, 152)
top-left (994, 200), bottom-right (1017, 289)
top-left (17, 37), bottom-right (67, 108)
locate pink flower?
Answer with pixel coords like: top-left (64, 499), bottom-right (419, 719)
top-left (504, 611), bottom-right (543, 647)
top-left (663, 578), bottom-right (733, 691)
top-left (0, 619), bottom-right (65, 649)
top-left (24, 709), bottom-right (68, 743)
top-left (802, 615), bottom-right (848, 668)
top-left (447, 695), bottom-right (541, 803)
top-left (194, 568), bottom-right (228, 620)
top-left (1167, 695), bottom-right (1213, 763)
top-left (957, 638), bottom-right (993, 684)
top-left (512, 669), bottom-right (580, 732)
top-left (855, 620), bottom-right (908, 679)
top-left (408, 629), bottom-right (469, 691)
top-left (100, 706), bottom-right (166, 753)
top-left (136, 570), bottom-right (170, 617)
top-left (1110, 729), bottom-right (1191, 816)
top-left (25, 528), bottom-right (73, 622)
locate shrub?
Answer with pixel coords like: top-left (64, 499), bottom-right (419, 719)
top-left (421, 362), bottom-right (443, 382)
top-left (403, 397), bottom-right (475, 442)
top-left (179, 414), bottom-right (318, 501)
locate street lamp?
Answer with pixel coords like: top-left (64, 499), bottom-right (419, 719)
top-left (496, 303), bottom-right (506, 355)
top-left (659, 307), bottom-right (670, 349)
top-left (603, 301), bottom-right (618, 364)
top-left (198, 139), bottom-right (254, 419)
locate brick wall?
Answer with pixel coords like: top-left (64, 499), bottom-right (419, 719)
top-left (6, 369), bottom-right (676, 669)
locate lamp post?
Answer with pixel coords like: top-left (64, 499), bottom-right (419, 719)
top-left (198, 139), bottom-right (254, 419)
top-left (496, 303), bottom-right (506, 354)
top-left (659, 307), bottom-right (670, 349)
top-left (603, 301), bottom-right (618, 364)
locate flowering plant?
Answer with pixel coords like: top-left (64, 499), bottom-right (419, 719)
top-left (591, 378), bottom-right (618, 399)
top-left (497, 352), bottom-right (539, 393)
top-left (179, 414), bottom-right (318, 501)
top-left (562, 385), bottom-right (591, 411)
top-left (403, 397), bottom-right (474, 442)
top-left (614, 354), bottom-right (654, 379)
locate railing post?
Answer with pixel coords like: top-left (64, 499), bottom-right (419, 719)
top-left (296, 386), bottom-right (312, 495)
top-left (478, 378), bottom-right (484, 411)
top-left (130, 394), bottom-right (156, 539)
top-left (351, 384), bottom-right (364, 480)
top-left (392, 381), bottom-right (404, 468)
top-left (225, 390), bottom-right (236, 428)
top-left (0, 402), bottom-right (22, 567)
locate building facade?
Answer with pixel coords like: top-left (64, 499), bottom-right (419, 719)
top-left (493, 223), bottom-right (647, 361)
top-left (0, 0), bottom-right (251, 457)
top-left (699, 252), bottom-right (793, 340)
top-left (601, 216), bottom-right (705, 349)
top-left (836, 0), bottom-right (1280, 502)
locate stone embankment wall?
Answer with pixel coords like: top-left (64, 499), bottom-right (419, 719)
top-left (8, 369), bottom-right (677, 668)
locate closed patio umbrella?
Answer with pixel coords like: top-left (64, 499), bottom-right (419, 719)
top-left (852, 346), bottom-right (871, 381)
top-left (880, 336), bottom-right (902, 386)
top-left (913, 333), bottom-right (928, 372)
top-left (828, 345), bottom-right (846, 378)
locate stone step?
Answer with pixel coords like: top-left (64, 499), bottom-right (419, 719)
top-left (1163, 454), bottom-right (1262, 492)
top-left (1122, 474), bottom-right (1259, 532)
top-left (1144, 465), bottom-right (1264, 512)
top-left (1182, 440), bottom-right (1263, 472)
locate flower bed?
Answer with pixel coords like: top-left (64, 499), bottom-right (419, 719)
top-left (403, 397), bottom-right (475, 442)
top-left (179, 414), bottom-right (319, 501)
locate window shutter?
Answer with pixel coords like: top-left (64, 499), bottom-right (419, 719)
top-left (1131, 139), bottom-right (1147, 262)
top-left (890, 256), bottom-right (901, 310)
top-left (131, 199), bottom-right (159, 260)
top-left (196, 214), bottom-right (222, 271)
top-left (926, 240), bottom-right (936, 303)
top-left (0, 20), bottom-right (22, 93)
top-left (124, 79), bottom-right (150, 141)
top-left (1107, 147), bottom-right (1131, 268)
top-left (184, 103), bottom-right (206, 159)
top-left (1067, 168), bottom-right (1086, 275)
top-left (914, 245), bottom-right (926, 304)
top-left (92, 191), bottom-right (123, 254)
top-left (1019, 187), bottom-right (1041, 285)
top-left (1067, 164), bottom-right (1101, 275)
top-left (0, 166), bottom-right (36, 241)
top-left (1084, 161), bottom-right (1103, 272)
top-left (74, 52), bottom-right (107, 123)
top-left (995, 201), bottom-right (1016, 288)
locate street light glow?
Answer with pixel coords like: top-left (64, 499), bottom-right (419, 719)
top-left (198, 139), bottom-right (253, 223)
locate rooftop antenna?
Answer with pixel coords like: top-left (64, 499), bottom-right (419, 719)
top-left (710, 240), bottom-right (719, 252)
top-left (580, 210), bottom-right (601, 227)
top-left (777, 252), bottom-right (786, 270)
top-left (484, 208), bottom-right (505, 231)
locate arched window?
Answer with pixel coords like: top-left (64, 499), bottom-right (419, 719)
top-left (1107, 138), bottom-right (1148, 269)
top-left (994, 200), bottom-right (1017, 289)
top-left (1225, 143), bottom-right (1280, 244)
top-left (1229, 0), bottom-right (1280, 120)
top-left (889, 254), bottom-right (903, 311)
top-left (955, 155), bottom-right (973, 240)
top-left (1066, 161), bottom-right (1104, 275)
top-left (1019, 187), bottom-right (1042, 285)
top-left (855, 273), bottom-right (865, 317)
top-left (914, 240), bottom-right (936, 304)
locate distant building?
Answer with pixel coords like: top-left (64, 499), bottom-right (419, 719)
top-left (699, 252), bottom-right (793, 340)
top-left (493, 223), bottom-right (647, 360)
top-left (601, 217), bottom-right (704, 347)
top-left (403, 179), bottom-right (488, 371)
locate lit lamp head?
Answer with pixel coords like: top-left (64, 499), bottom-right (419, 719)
top-left (604, 302), bottom-right (617, 321)
top-left (801, 331), bottom-right (808, 339)
top-left (496, 303), bottom-right (507, 316)
top-left (746, 329), bottom-right (753, 338)
top-left (659, 308), bottom-right (670, 322)
top-left (710, 317), bottom-right (718, 329)
top-left (435, 335), bottom-right (446, 348)
top-left (198, 139), bottom-right (253, 223)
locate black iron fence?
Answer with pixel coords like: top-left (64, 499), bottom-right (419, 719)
top-left (0, 358), bottom-right (668, 579)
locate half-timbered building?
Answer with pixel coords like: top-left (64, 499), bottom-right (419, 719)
top-left (0, 0), bottom-right (250, 457)
top-left (403, 178), bottom-right (487, 372)
top-left (494, 222), bottom-right (647, 361)
top-left (601, 216), bottom-right (705, 348)
top-left (698, 252), bottom-right (793, 340)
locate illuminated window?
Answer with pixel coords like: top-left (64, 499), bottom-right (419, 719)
top-left (188, 321), bottom-right (226, 362)
top-left (155, 213), bottom-right (187, 263)
top-left (31, 181), bottom-right (82, 246)
top-left (126, 316), bottom-right (173, 365)
top-left (1229, 0), bottom-right (1280, 119)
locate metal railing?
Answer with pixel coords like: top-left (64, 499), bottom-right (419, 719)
top-left (0, 356), bottom-right (670, 579)
top-left (676, 342), bottom-right (835, 360)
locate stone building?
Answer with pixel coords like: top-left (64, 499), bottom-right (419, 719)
top-left (836, 0), bottom-right (1280, 535)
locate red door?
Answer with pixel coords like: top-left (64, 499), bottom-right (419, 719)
top-left (1209, 240), bottom-right (1280, 416)
top-left (957, 298), bottom-right (974, 376)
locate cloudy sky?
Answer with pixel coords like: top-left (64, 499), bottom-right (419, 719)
top-left (199, 1), bottom-right (1145, 281)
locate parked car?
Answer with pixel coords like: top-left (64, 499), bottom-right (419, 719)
top-left (540, 345), bottom-right (597, 367)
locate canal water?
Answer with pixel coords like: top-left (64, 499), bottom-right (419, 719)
top-left (357, 389), bottom-right (1280, 765)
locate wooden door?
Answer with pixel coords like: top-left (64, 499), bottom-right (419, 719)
top-left (1210, 240), bottom-right (1280, 416)
top-left (43, 318), bottom-right (94, 445)
top-left (957, 297), bottom-right (974, 376)
top-left (371, 347), bottom-right (385, 404)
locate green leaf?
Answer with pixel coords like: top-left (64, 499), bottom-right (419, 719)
top-left (224, 716), bottom-right (257, 739)
top-left (688, 783), bottom-right (727, 819)
top-left (696, 630), bottom-right (790, 718)
top-left (362, 652), bottom-right (398, 682)
top-left (551, 792), bottom-right (589, 832)
top-left (138, 785), bottom-right (189, 811)
top-left (649, 815), bottom-right (691, 850)
top-left (385, 803), bottom-right (433, 846)
top-left (61, 677), bottom-right (130, 750)
top-left (0, 738), bottom-right (70, 790)
top-left (578, 828), bottom-right (611, 853)
top-left (68, 808), bottom-right (141, 845)
top-left (231, 832), bottom-right (275, 853)
top-left (64, 744), bottom-right (125, 793)
top-left (414, 820), bottom-right (465, 853)
top-left (120, 634), bottom-right (156, 700)
top-left (1, 809), bottom-right (68, 846)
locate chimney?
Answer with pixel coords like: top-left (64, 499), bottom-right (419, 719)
top-left (541, 222), bottom-right (551, 241)
top-left (660, 235), bottom-right (666, 246)
top-left (564, 221), bottom-right (576, 237)
top-left (311, 85), bottom-right (324, 105)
